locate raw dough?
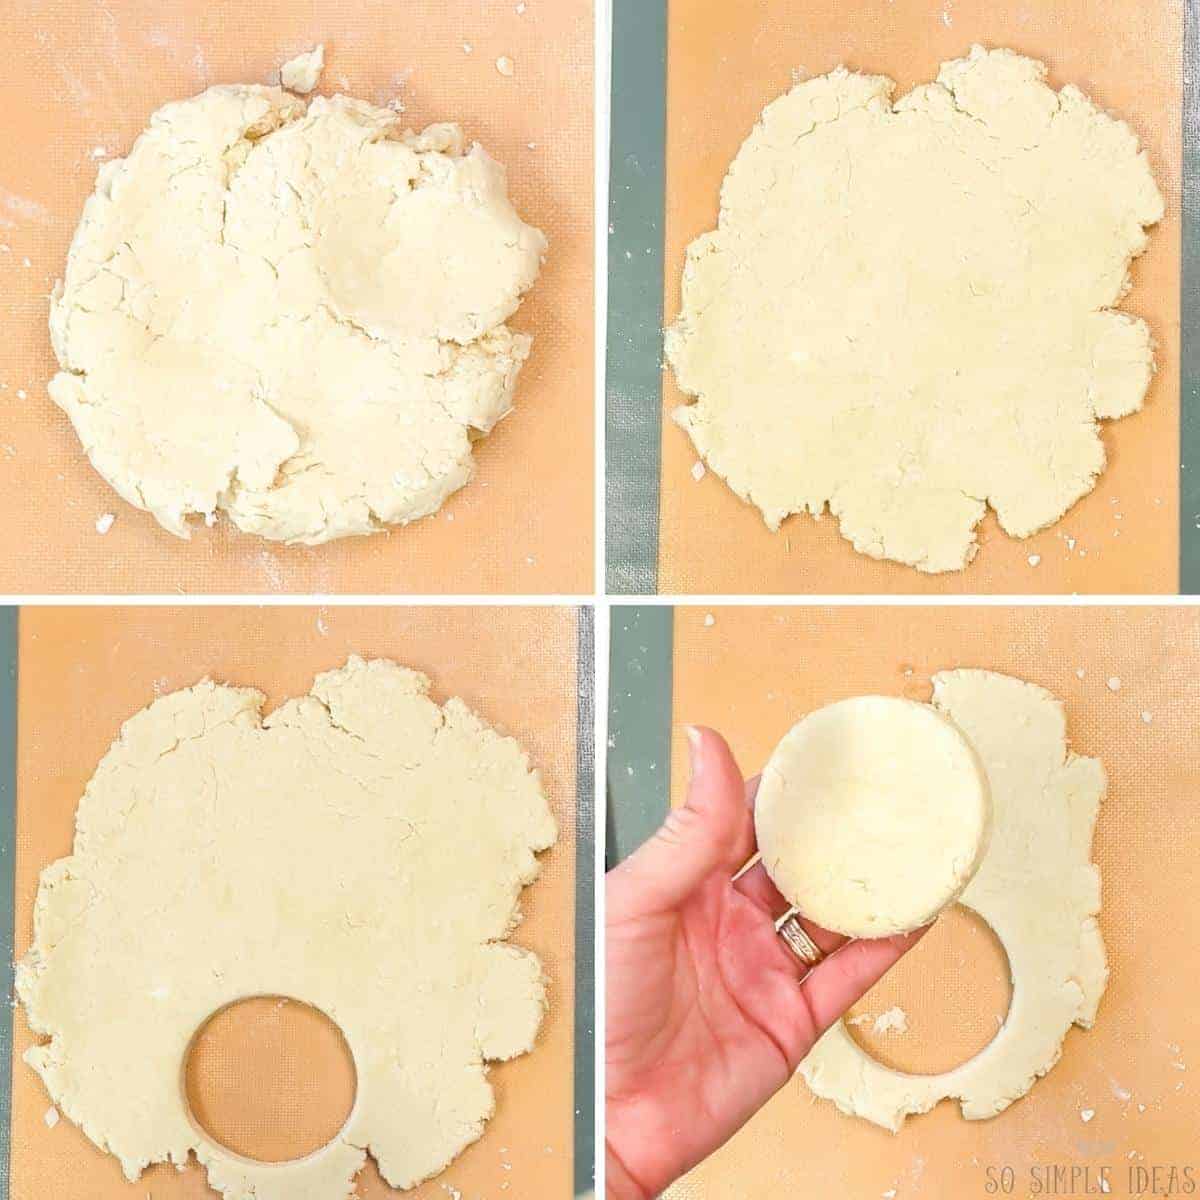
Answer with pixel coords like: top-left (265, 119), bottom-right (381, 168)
top-left (755, 696), bottom-right (991, 937)
top-left (667, 46), bottom-right (1163, 572)
top-left (281, 45), bottom-right (326, 94)
top-left (49, 68), bottom-right (546, 544)
top-left (16, 658), bottom-right (557, 1198)
top-left (801, 670), bottom-right (1106, 1128)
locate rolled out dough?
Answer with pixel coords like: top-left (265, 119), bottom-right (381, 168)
top-left (16, 658), bottom-right (557, 1199)
top-left (755, 696), bottom-right (991, 937)
top-left (49, 64), bottom-right (546, 544)
top-left (667, 46), bottom-right (1164, 573)
top-left (801, 670), bottom-right (1106, 1128)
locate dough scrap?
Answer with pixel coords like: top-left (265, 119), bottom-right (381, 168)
top-left (755, 696), bottom-right (991, 937)
top-left (800, 670), bottom-right (1106, 1128)
top-left (281, 45), bottom-right (326, 94)
top-left (16, 658), bottom-right (557, 1198)
top-left (667, 46), bottom-right (1164, 573)
top-left (49, 79), bottom-right (546, 544)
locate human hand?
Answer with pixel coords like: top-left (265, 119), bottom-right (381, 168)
top-left (605, 727), bottom-right (928, 1200)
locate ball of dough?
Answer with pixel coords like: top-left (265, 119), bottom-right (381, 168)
top-left (48, 84), bottom-right (546, 544)
top-left (755, 696), bottom-right (991, 938)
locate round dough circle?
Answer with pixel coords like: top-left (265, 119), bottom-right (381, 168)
top-left (49, 81), bottom-right (546, 544)
top-left (755, 696), bottom-right (991, 937)
top-left (16, 658), bottom-right (556, 1200)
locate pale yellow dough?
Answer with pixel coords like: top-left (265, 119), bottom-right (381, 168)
top-left (49, 66), bottom-right (546, 544)
top-left (801, 670), bottom-right (1107, 1129)
top-left (280, 45), bottom-right (325, 94)
top-left (667, 46), bottom-right (1164, 573)
top-left (755, 696), bottom-right (991, 938)
top-left (16, 658), bottom-right (557, 1198)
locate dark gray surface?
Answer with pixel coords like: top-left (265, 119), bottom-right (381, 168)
top-left (606, 606), bottom-right (674, 869)
top-left (1184, 0), bottom-right (1200, 592)
top-left (573, 607), bottom-right (595, 1197)
top-left (605, 0), bottom-right (668, 595)
top-left (0, 609), bottom-right (15, 1198)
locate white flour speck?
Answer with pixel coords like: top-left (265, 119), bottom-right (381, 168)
top-left (1081, 1108), bottom-right (1095, 1122)
top-left (95, 512), bottom-right (115, 535)
top-left (873, 1006), bottom-right (908, 1034)
top-left (43, 1106), bottom-right (59, 1128)
top-left (1107, 677), bottom-right (1121, 692)
top-left (1027, 554), bottom-right (1041, 567)
top-left (496, 55), bottom-right (515, 77)
top-left (704, 613), bottom-right (715, 627)
top-left (691, 461), bottom-right (706, 481)
top-left (1141, 711), bottom-right (1153, 724)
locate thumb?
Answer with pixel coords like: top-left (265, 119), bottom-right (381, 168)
top-left (608, 726), bottom-right (753, 918)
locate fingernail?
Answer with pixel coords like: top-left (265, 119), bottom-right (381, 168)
top-left (685, 725), bottom-right (703, 780)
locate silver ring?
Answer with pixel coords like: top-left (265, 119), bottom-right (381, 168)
top-left (776, 909), bottom-right (824, 967)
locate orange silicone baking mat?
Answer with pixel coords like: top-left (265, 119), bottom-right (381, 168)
top-left (664, 604), bottom-right (1200, 1198)
top-left (659, 0), bottom-right (1182, 595)
top-left (0, 1), bottom-right (593, 595)
top-left (12, 605), bottom-right (580, 1198)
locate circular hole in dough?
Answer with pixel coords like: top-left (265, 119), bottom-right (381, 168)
top-left (184, 996), bottom-right (357, 1164)
top-left (844, 904), bottom-right (1013, 1076)
top-left (755, 696), bottom-right (991, 938)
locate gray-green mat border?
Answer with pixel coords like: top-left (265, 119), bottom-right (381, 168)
top-left (1183, 0), bottom-right (1199, 593)
top-left (605, 0), bottom-right (668, 595)
top-left (0, 609), bottom-right (15, 1199)
top-left (573, 606), bottom-right (595, 1197)
top-left (607, 606), bottom-right (674, 869)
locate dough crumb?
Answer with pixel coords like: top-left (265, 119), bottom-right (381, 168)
top-left (91, 146), bottom-right (107, 159)
top-left (1141, 711), bottom-right (1153, 724)
top-left (1112, 1083), bottom-right (1132, 1101)
top-left (516, 1), bottom-right (528, 11)
top-left (1081, 1108), bottom-right (1095, 1122)
top-left (496, 55), bottom-right (515, 77)
top-left (280, 44), bottom-right (325, 93)
top-left (43, 1106), bottom-right (59, 1128)
top-left (704, 613), bottom-right (715, 627)
top-left (1107, 677), bottom-right (1122, 692)
top-left (1076, 668), bottom-right (1086, 680)
top-left (691, 461), bottom-right (706, 481)
top-left (95, 513), bottom-right (115, 535)
top-left (1027, 554), bottom-right (1041, 567)
top-left (846, 1012), bottom-right (873, 1027)
top-left (872, 1007), bottom-right (909, 1035)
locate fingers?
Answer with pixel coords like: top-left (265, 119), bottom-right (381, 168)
top-left (797, 925), bottom-right (931, 1039)
top-left (608, 727), bottom-right (752, 918)
top-left (731, 859), bottom-right (790, 919)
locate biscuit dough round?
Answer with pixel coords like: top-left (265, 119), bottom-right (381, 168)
top-left (49, 74), bottom-right (546, 544)
top-left (800, 670), bottom-right (1107, 1128)
top-left (667, 46), bottom-right (1164, 573)
top-left (755, 696), bottom-right (991, 937)
top-left (16, 658), bottom-right (557, 1199)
